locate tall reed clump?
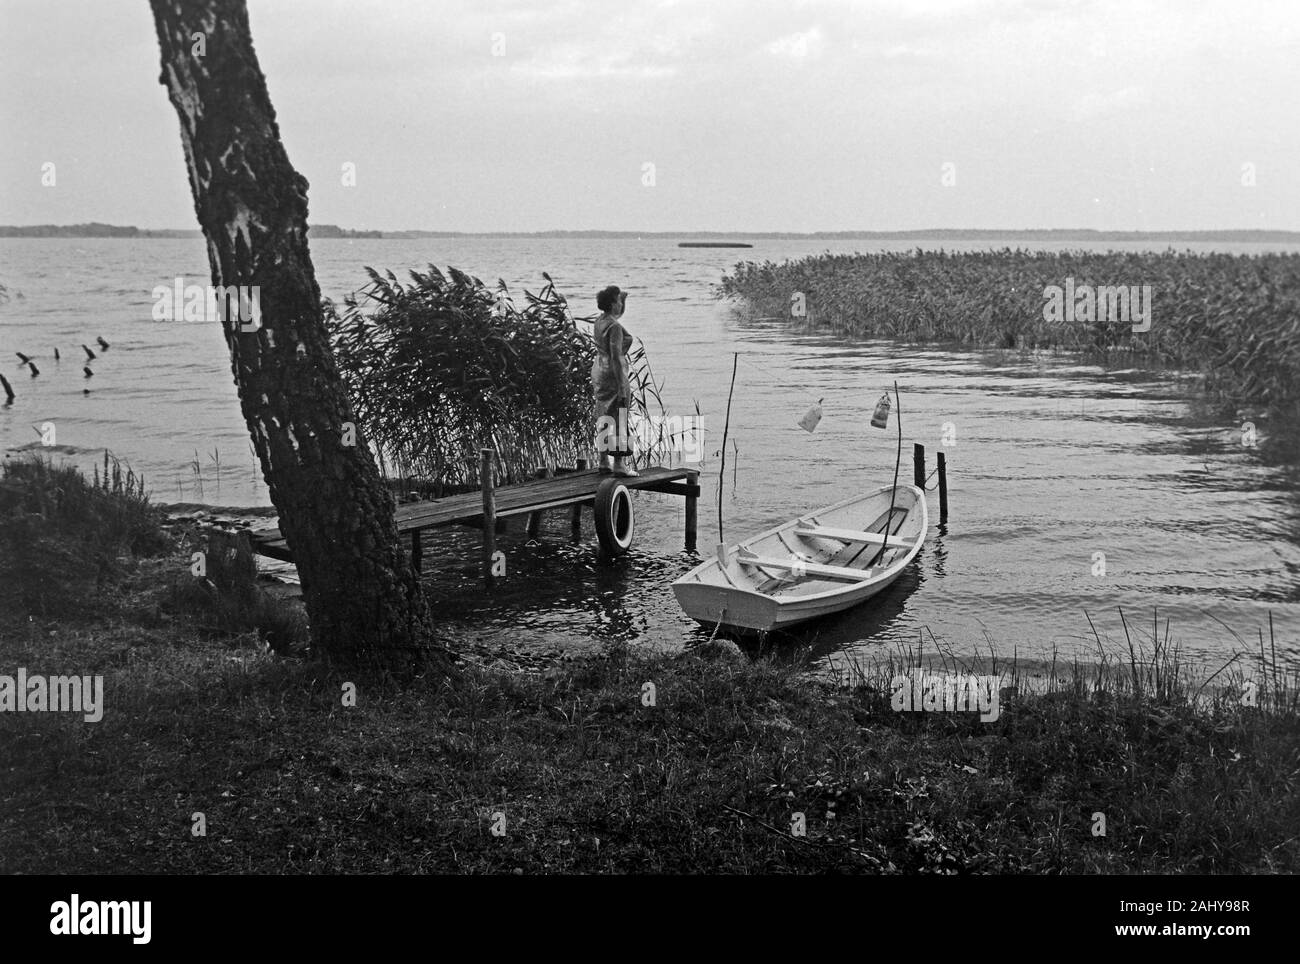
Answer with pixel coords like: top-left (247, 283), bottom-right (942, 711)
top-left (716, 249), bottom-right (1300, 415)
top-left (0, 452), bottom-right (168, 615)
top-left (326, 265), bottom-right (666, 492)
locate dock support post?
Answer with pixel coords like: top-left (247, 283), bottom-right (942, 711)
top-left (570, 458), bottom-right (587, 540)
top-left (527, 465), bottom-right (550, 539)
top-left (410, 529), bottom-right (422, 573)
top-left (480, 448), bottom-right (496, 585)
top-left (913, 443), bottom-right (926, 490)
top-left (207, 527), bottom-right (256, 590)
top-left (937, 451), bottom-right (948, 523)
top-left (685, 468), bottom-right (699, 552)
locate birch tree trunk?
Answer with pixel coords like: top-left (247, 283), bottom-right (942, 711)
top-left (149, 0), bottom-right (441, 676)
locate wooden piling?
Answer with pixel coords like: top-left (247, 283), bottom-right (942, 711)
top-left (480, 448), bottom-right (496, 584)
top-left (410, 529), bottom-right (422, 573)
top-left (937, 451), bottom-right (949, 523)
top-left (570, 458), bottom-right (587, 539)
top-left (913, 443), bottom-right (926, 490)
top-left (206, 527), bottom-right (256, 590)
top-left (527, 465), bottom-right (551, 538)
top-left (684, 469), bottom-right (699, 552)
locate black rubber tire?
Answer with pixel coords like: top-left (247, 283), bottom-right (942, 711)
top-left (594, 479), bottom-right (635, 556)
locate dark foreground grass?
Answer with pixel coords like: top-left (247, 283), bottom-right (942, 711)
top-left (1, 459), bottom-right (1297, 873)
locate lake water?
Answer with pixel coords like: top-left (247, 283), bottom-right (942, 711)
top-left (1, 237), bottom-right (1297, 673)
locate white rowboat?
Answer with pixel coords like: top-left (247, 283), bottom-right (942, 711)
top-left (672, 484), bottom-right (928, 633)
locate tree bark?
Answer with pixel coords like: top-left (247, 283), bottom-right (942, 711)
top-left (149, 0), bottom-right (442, 676)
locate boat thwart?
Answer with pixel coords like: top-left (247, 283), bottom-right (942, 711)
top-left (672, 484), bottom-right (927, 633)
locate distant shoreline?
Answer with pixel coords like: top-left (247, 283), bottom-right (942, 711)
top-left (3, 222), bottom-right (1300, 243)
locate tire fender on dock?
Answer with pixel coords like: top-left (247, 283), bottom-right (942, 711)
top-left (594, 479), bottom-right (635, 556)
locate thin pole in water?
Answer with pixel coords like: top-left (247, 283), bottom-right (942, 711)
top-left (717, 351), bottom-right (738, 544)
top-left (879, 380), bottom-right (903, 560)
top-left (852, 380), bottom-right (903, 569)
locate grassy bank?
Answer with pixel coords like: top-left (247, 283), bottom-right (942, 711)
top-left (2, 458), bottom-right (1297, 873)
top-left (716, 249), bottom-right (1300, 416)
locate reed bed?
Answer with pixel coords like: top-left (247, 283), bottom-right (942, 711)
top-left (716, 249), bottom-right (1300, 414)
top-left (325, 265), bottom-right (668, 492)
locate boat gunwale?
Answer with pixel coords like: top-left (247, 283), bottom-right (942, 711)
top-left (672, 484), bottom-right (929, 607)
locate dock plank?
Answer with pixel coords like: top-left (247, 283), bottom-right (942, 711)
top-left (247, 466), bottom-right (697, 562)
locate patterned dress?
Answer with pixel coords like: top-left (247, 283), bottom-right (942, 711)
top-left (592, 315), bottom-right (634, 457)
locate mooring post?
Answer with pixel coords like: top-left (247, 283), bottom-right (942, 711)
top-left (571, 458), bottom-right (587, 540)
top-left (937, 451), bottom-right (948, 523)
top-left (527, 465), bottom-right (551, 539)
top-left (684, 468), bottom-right (699, 552)
top-left (480, 448), bottom-right (496, 585)
top-left (410, 529), bottom-right (422, 573)
top-left (205, 526), bottom-right (256, 591)
top-left (913, 443), bottom-right (926, 490)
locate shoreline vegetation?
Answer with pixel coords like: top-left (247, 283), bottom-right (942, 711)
top-left (716, 249), bottom-right (1300, 419)
top-left (323, 265), bottom-right (673, 490)
top-left (2, 456), bottom-right (1297, 873)
top-left (4, 222), bottom-right (1300, 242)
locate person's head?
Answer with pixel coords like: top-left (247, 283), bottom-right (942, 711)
top-left (597, 285), bottom-right (627, 317)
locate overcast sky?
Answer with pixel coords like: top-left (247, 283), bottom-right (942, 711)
top-left (2, 0), bottom-right (1297, 232)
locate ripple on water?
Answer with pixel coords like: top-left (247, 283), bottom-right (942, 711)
top-left (1, 237), bottom-right (1296, 672)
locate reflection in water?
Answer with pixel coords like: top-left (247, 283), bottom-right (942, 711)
top-left (1, 237), bottom-right (1297, 673)
top-left (929, 527), bottom-right (949, 578)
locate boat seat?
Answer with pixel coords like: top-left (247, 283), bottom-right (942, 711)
top-left (735, 549), bottom-right (874, 582)
top-left (794, 524), bottom-right (914, 546)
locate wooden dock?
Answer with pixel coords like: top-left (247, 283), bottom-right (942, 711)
top-left (247, 463), bottom-right (701, 569)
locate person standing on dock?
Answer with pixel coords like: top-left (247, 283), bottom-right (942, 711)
top-left (592, 285), bottom-right (638, 477)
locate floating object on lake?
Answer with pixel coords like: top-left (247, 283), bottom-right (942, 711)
top-left (54, 348), bottom-right (60, 361)
top-left (82, 344), bottom-right (96, 360)
top-left (96, 336), bottom-right (110, 351)
top-left (870, 392), bottom-right (891, 429)
top-left (83, 366), bottom-right (93, 378)
top-left (678, 242), bottom-right (754, 248)
top-left (672, 484), bottom-right (928, 633)
top-left (0, 372), bottom-right (13, 403)
top-left (27, 361), bottom-right (39, 377)
top-left (797, 399), bottom-right (824, 433)
top-left (16, 351), bottom-right (30, 364)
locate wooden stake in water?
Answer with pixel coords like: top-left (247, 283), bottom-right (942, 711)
top-left (685, 468), bottom-right (699, 552)
top-left (480, 448), bottom-right (496, 586)
top-left (527, 464), bottom-right (550, 538)
top-left (937, 451), bottom-right (948, 523)
top-left (571, 458), bottom-right (587, 540)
